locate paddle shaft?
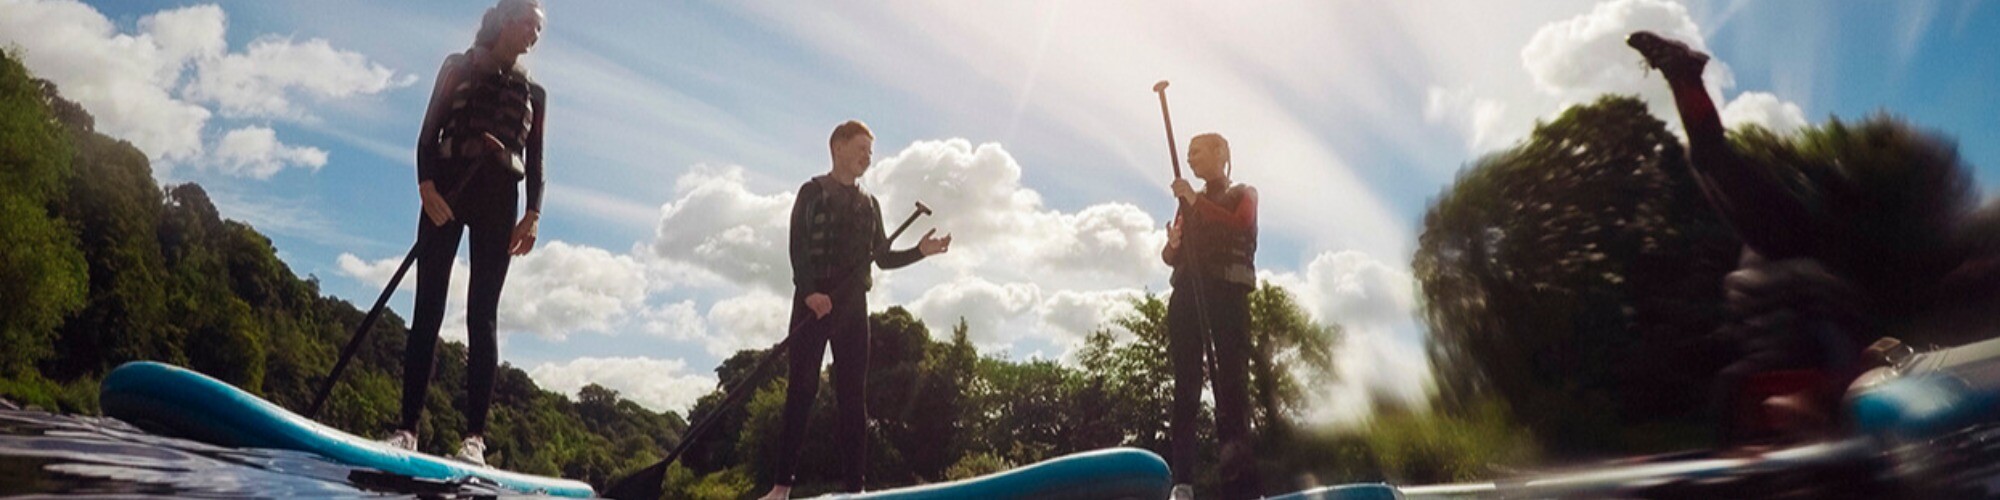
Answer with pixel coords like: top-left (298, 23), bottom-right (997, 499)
top-left (1153, 81), bottom-right (1223, 382)
top-left (603, 203), bottom-right (930, 500)
top-left (306, 161), bottom-right (488, 420)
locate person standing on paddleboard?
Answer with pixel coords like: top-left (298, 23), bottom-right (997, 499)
top-left (1163, 133), bottom-right (1260, 500)
top-left (384, 0), bottom-right (547, 467)
top-left (758, 120), bottom-right (952, 499)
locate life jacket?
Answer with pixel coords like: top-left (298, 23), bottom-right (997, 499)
top-left (439, 53), bottom-right (540, 181)
top-left (1175, 182), bottom-right (1258, 290)
top-left (805, 175), bottom-right (882, 293)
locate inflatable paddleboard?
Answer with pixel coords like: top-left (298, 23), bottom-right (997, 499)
top-left (808, 447), bottom-right (1170, 500)
top-left (99, 361), bottom-right (593, 497)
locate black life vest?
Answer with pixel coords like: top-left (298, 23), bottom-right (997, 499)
top-left (1175, 182), bottom-right (1257, 289)
top-left (439, 54), bottom-right (539, 181)
top-left (805, 175), bottom-right (882, 293)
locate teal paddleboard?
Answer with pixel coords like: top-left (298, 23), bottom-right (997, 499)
top-left (100, 361), bottom-right (593, 497)
top-left (809, 447), bottom-right (1171, 500)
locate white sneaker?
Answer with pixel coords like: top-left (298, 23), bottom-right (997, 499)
top-left (1172, 483), bottom-right (1195, 500)
top-left (383, 429), bottom-right (417, 452)
top-left (455, 435), bottom-right (488, 466)
top-left (757, 485), bottom-right (792, 500)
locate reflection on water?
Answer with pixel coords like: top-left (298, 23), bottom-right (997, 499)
top-left (0, 405), bottom-right (544, 498)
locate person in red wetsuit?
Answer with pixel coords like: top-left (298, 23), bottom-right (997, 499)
top-left (1162, 133), bottom-right (1260, 500)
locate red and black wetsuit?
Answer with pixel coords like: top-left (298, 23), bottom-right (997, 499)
top-left (1163, 180), bottom-right (1259, 499)
top-left (771, 175), bottom-right (924, 491)
top-left (401, 51), bottom-right (546, 438)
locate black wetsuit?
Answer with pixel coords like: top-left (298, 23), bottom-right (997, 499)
top-left (401, 52), bottom-right (546, 437)
top-left (772, 175), bottom-right (923, 491)
top-left (1165, 181), bottom-right (1259, 499)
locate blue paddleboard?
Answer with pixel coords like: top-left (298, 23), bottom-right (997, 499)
top-left (99, 361), bottom-right (594, 497)
top-left (809, 447), bottom-right (1171, 500)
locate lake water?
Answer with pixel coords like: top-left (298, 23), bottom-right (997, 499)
top-left (0, 402), bottom-right (550, 498)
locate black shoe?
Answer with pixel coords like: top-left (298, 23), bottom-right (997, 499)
top-left (1626, 31), bottom-right (1710, 78)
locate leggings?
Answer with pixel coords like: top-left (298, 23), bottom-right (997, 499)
top-left (1168, 280), bottom-right (1257, 499)
top-left (771, 291), bottom-right (870, 491)
top-left (401, 178), bottom-right (517, 436)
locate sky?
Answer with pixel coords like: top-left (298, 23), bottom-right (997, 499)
top-left (3, 0), bottom-right (1995, 426)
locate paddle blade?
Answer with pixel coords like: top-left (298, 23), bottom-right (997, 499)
top-left (602, 461), bottom-right (668, 500)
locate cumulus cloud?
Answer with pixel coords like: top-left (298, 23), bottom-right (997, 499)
top-left (336, 240), bottom-right (648, 342)
top-left (1425, 0), bottom-right (1813, 153)
top-left (1520, 0), bottom-right (1715, 102)
top-left (1036, 288), bottom-right (1144, 344)
top-left (701, 291), bottom-right (792, 357)
top-left (0, 0), bottom-right (408, 178)
top-left (1261, 250), bottom-right (1429, 425)
top-left (499, 242), bottom-right (650, 340)
top-left (906, 276), bottom-right (1043, 347)
top-left (184, 36), bottom-right (410, 119)
top-left (647, 166), bottom-right (797, 292)
top-left (210, 126), bottom-right (328, 178)
top-left (526, 357), bottom-right (717, 415)
top-left (864, 140), bottom-right (1170, 287)
top-left (1720, 91), bottom-right (1809, 136)
top-left (1425, 86), bottom-right (1512, 152)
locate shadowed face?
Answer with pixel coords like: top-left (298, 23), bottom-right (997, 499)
top-left (832, 133), bottom-right (874, 180)
top-left (1188, 135), bottom-right (1228, 181)
top-left (495, 8), bottom-right (545, 58)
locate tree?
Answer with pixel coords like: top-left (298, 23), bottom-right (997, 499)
top-left (1414, 96), bottom-right (1738, 454)
top-left (0, 50), bottom-right (85, 379)
top-left (1245, 282), bottom-right (1339, 439)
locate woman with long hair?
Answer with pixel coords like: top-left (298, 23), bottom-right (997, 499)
top-left (384, 0), bottom-right (547, 466)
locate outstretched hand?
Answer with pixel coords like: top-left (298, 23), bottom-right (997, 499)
top-left (918, 228), bottom-right (952, 256)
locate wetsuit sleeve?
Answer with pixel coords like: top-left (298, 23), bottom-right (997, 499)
top-left (790, 181), bottom-right (824, 294)
top-left (1191, 185), bottom-right (1257, 230)
top-left (874, 196), bottom-right (924, 270)
top-left (416, 55), bottom-right (466, 185)
top-left (523, 84), bottom-right (547, 213)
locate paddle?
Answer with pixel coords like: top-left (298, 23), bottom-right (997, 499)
top-left (307, 159), bottom-right (486, 420)
top-left (602, 201), bottom-right (932, 500)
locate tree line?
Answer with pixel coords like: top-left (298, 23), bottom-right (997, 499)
top-left (5, 50), bottom-right (1529, 498)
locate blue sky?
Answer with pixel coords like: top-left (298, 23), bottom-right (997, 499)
top-left (4, 0), bottom-right (1994, 424)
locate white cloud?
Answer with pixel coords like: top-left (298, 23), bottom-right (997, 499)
top-left (1035, 288), bottom-right (1144, 345)
top-left (640, 300), bottom-right (705, 341)
top-left (0, 0), bottom-right (407, 178)
top-left (906, 276), bottom-right (1043, 347)
top-left (184, 35), bottom-right (411, 119)
top-left (499, 241), bottom-right (650, 340)
top-left (0, 0), bottom-right (212, 163)
top-left (210, 126), bottom-right (328, 179)
top-left (1267, 251), bottom-right (1420, 328)
top-left (1720, 91), bottom-right (1808, 136)
top-left (865, 139), bottom-right (1169, 287)
top-left (1521, 0), bottom-right (1715, 101)
top-left (646, 166), bottom-right (796, 293)
top-left (526, 357), bottom-right (717, 415)
top-left (701, 291), bottom-right (792, 357)
top-left (138, 4), bottom-right (226, 64)
top-left (1261, 250), bottom-right (1429, 426)
top-left (336, 240), bottom-right (648, 342)
top-left (1425, 86), bottom-right (1512, 152)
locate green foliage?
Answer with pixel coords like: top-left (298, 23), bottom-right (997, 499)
top-left (0, 49), bottom-right (85, 380)
top-left (0, 59), bottom-right (688, 494)
top-left (1415, 95), bottom-right (1737, 455)
top-left (943, 452), bottom-right (1012, 481)
top-left (1732, 118), bottom-right (1979, 342)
